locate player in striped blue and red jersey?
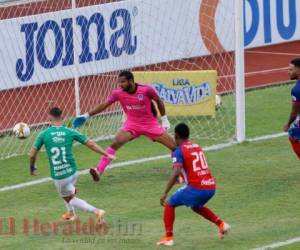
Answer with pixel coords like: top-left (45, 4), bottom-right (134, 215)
top-left (157, 123), bottom-right (230, 246)
top-left (284, 58), bottom-right (300, 158)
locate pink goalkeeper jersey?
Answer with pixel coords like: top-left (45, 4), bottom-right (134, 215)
top-left (107, 84), bottom-right (159, 125)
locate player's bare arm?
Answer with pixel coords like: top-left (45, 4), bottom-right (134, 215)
top-left (284, 103), bottom-right (300, 131)
top-left (151, 96), bottom-right (175, 149)
top-left (152, 95), bottom-right (166, 116)
top-left (29, 148), bottom-right (38, 176)
top-left (88, 101), bottom-right (111, 117)
top-left (85, 140), bottom-right (116, 160)
top-left (160, 166), bottom-right (181, 206)
top-left (152, 94), bottom-right (170, 130)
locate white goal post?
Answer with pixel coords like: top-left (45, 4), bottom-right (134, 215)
top-left (235, 0), bottom-right (245, 143)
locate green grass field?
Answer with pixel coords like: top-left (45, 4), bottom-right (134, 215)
top-left (1, 84), bottom-right (300, 250)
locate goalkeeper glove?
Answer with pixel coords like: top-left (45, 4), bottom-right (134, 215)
top-left (30, 164), bottom-right (37, 176)
top-left (73, 112), bottom-right (90, 128)
top-left (161, 115), bottom-right (171, 130)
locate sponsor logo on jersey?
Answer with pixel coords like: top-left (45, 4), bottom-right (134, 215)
top-left (126, 105), bottom-right (145, 110)
top-left (51, 132), bottom-right (66, 136)
top-left (201, 178), bottom-right (215, 186)
top-left (184, 144), bottom-right (199, 149)
top-left (137, 94), bottom-right (144, 101)
top-left (52, 137), bottom-right (65, 143)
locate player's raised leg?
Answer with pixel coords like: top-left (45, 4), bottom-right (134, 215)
top-left (56, 175), bottom-right (106, 225)
top-left (89, 129), bottom-right (134, 181)
top-left (64, 195), bottom-right (106, 225)
top-left (139, 121), bottom-right (176, 151)
top-left (192, 206), bottom-right (230, 239)
top-left (154, 131), bottom-right (177, 151)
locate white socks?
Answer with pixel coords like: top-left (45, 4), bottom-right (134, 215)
top-left (69, 197), bottom-right (97, 213)
top-left (64, 200), bottom-right (75, 215)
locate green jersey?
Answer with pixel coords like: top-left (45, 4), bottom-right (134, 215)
top-left (33, 126), bottom-right (88, 180)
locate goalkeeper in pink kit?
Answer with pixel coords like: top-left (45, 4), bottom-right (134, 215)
top-left (73, 71), bottom-right (176, 181)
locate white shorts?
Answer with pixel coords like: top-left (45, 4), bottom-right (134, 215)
top-left (53, 173), bottom-right (78, 197)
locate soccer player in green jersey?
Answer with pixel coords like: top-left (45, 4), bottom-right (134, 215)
top-left (29, 107), bottom-right (115, 222)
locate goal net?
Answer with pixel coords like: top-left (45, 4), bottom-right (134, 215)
top-left (0, 0), bottom-right (237, 159)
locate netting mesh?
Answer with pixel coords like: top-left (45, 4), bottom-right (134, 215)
top-left (0, 0), bottom-right (236, 159)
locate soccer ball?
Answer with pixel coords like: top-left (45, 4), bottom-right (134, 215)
top-left (215, 94), bottom-right (222, 110)
top-left (13, 122), bottom-right (30, 139)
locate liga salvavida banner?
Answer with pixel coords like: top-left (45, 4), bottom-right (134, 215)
top-left (134, 71), bottom-right (217, 116)
top-left (0, 0), bottom-right (299, 90)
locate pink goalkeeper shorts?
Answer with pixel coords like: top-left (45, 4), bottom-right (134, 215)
top-left (121, 122), bottom-right (165, 141)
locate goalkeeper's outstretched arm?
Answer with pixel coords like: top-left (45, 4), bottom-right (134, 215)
top-left (73, 101), bottom-right (111, 128)
top-left (88, 101), bottom-right (111, 116)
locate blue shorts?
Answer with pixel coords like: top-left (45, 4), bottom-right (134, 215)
top-left (288, 127), bottom-right (300, 141)
top-left (168, 185), bottom-right (215, 208)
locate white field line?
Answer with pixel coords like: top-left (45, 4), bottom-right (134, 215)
top-left (252, 237), bottom-right (300, 250)
top-left (244, 67), bottom-right (289, 76)
top-left (247, 50), bottom-right (300, 57)
top-left (247, 132), bottom-right (287, 142)
top-left (219, 67), bottom-right (288, 79)
top-left (0, 132), bottom-right (287, 193)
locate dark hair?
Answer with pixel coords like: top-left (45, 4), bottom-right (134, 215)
top-left (291, 58), bottom-right (300, 68)
top-left (118, 70), bottom-right (134, 81)
top-left (49, 107), bottom-right (62, 118)
top-left (175, 123), bottom-right (190, 139)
